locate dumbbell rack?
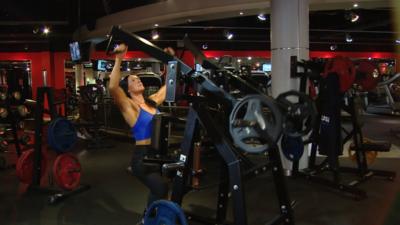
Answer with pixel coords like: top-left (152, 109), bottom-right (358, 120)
top-left (0, 86), bottom-right (23, 157)
top-left (30, 86), bottom-right (90, 204)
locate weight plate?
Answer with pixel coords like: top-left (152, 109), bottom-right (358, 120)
top-left (229, 95), bottom-right (282, 153)
top-left (47, 118), bottom-right (77, 153)
top-left (16, 149), bottom-right (47, 184)
top-left (277, 91), bottom-right (317, 137)
top-left (144, 200), bottom-right (188, 225)
top-left (53, 154), bottom-right (81, 190)
top-left (323, 57), bottom-right (356, 93)
top-left (281, 135), bottom-right (304, 161)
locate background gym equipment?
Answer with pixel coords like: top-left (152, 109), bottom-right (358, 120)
top-left (23, 85), bottom-right (90, 205)
top-left (355, 61), bottom-right (380, 92)
top-left (78, 84), bottom-right (113, 149)
top-left (290, 57), bottom-right (396, 200)
top-left (322, 56), bottom-right (356, 93)
top-left (367, 73), bottom-right (400, 114)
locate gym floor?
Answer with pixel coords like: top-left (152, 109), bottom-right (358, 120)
top-left (1, 113), bottom-right (400, 225)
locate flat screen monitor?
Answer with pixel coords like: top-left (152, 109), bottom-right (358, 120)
top-left (262, 63), bottom-right (271, 72)
top-left (69, 41), bottom-right (91, 63)
top-left (97, 60), bottom-right (107, 71)
top-left (69, 42), bottom-right (81, 62)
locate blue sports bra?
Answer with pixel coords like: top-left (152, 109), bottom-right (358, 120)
top-left (131, 108), bottom-right (159, 141)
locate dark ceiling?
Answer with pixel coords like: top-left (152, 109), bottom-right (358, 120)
top-left (1, 0), bottom-right (397, 52)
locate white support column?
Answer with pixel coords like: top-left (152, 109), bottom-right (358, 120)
top-left (271, 0), bottom-right (310, 171)
top-left (75, 64), bottom-right (84, 89)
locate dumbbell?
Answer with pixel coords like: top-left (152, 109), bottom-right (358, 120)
top-left (17, 105), bottom-right (29, 117)
top-left (0, 92), bottom-right (6, 101)
top-left (12, 91), bottom-right (21, 101)
top-left (0, 137), bottom-right (9, 150)
top-left (0, 108), bottom-right (8, 118)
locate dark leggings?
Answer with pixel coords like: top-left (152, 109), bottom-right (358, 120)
top-left (130, 145), bottom-right (168, 207)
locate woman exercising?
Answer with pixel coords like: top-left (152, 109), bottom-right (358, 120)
top-left (108, 44), bottom-right (174, 214)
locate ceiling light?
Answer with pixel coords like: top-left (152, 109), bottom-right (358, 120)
top-left (330, 45), bottom-right (337, 51)
top-left (368, 57), bottom-right (372, 60)
top-left (350, 12), bottom-right (359, 22)
top-left (257, 14), bottom-right (266, 21)
top-left (353, 3), bottom-right (359, 8)
top-left (202, 43), bottom-right (208, 50)
top-left (345, 34), bottom-right (353, 43)
top-left (42, 26), bottom-right (50, 35)
top-left (247, 56), bottom-right (252, 60)
top-left (255, 62), bottom-right (260, 67)
top-left (395, 39), bottom-right (400, 44)
top-left (239, 11), bottom-right (244, 16)
top-left (32, 27), bottom-right (39, 34)
top-left (237, 59), bottom-right (242, 63)
top-left (345, 11), bottom-right (359, 23)
top-left (138, 58), bottom-right (142, 61)
top-left (151, 30), bottom-right (159, 40)
top-left (154, 23), bottom-right (159, 27)
top-left (215, 57), bottom-right (219, 60)
top-left (224, 30), bottom-right (234, 40)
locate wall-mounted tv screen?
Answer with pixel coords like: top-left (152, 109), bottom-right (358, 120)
top-left (262, 63), bottom-right (271, 72)
top-left (69, 41), bottom-right (92, 63)
top-left (69, 42), bottom-right (81, 62)
top-left (97, 60), bottom-right (107, 71)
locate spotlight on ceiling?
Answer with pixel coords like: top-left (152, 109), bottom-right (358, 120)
top-left (237, 59), bottom-right (242, 63)
top-left (330, 45), bottom-right (337, 51)
top-left (154, 23), bottom-right (159, 27)
top-left (257, 14), bottom-right (266, 21)
top-left (395, 39), bottom-right (400, 45)
top-left (345, 11), bottom-right (359, 23)
top-left (239, 11), bottom-right (244, 16)
top-left (353, 3), bottom-right (359, 8)
top-left (151, 30), bottom-right (159, 40)
top-left (42, 26), bottom-right (50, 35)
top-left (224, 30), bottom-right (234, 40)
top-left (350, 12), bottom-right (359, 22)
top-left (345, 34), bottom-right (353, 43)
top-left (247, 56), bottom-right (252, 60)
top-left (32, 27), bottom-right (39, 34)
top-left (202, 43), bottom-right (208, 50)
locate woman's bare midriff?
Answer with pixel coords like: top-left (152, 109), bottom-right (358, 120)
top-left (136, 138), bottom-right (151, 145)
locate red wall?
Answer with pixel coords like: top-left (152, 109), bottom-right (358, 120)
top-left (0, 50), bottom-right (399, 100)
